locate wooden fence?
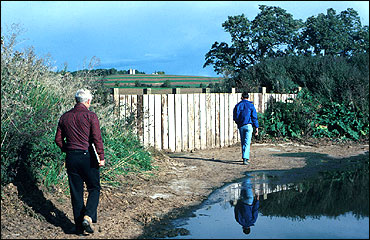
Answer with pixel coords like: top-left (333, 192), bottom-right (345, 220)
top-left (114, 89), bottom-right (297, 152)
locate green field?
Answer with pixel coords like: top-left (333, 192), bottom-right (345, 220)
top-left (103, 74), bottom-right (225, 88)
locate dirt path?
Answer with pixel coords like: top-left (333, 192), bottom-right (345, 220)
top-left (1, 141), bottom-right (368, 239)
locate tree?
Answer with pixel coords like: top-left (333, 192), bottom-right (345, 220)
top-left (204, 6), bottom-right (368, 77)
top-left (296, 8), bottom-right (369, 56)
top-left (203, 5), bottom-right (302, 75)
top-left (160, 80), bottom-right (171, 88)
top-left (134, 80), bottom-right (142, 87)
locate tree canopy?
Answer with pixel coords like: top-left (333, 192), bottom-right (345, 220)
top-left (204, 5), bottom-right (369, 76)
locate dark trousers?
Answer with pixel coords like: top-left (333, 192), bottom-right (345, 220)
top-left (66, 150), bottom-right (101, 228)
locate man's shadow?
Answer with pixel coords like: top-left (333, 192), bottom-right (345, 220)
top-left (13, 161), bottom-right (75, 234)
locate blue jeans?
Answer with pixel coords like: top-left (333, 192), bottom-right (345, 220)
top-left (239, 124), bottom-right (253, 160)
top-left (240, 176), bottom-right (254, 205)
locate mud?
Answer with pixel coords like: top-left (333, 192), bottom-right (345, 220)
top-left (1, 140), bottom-right (368, 239)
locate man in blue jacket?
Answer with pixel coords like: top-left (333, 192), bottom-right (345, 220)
top-left (233, 91), bottom-right (259, 165)
top-left (234, 176), bottom-right (259, 235)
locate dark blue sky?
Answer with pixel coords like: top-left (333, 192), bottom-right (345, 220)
top-left (2, 1), bottom-right (369, 77)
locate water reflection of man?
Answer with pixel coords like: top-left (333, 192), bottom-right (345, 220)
top-left (234, 177), bottom-right (259, 235)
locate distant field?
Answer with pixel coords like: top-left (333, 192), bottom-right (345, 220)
top-left (102, 74), bottom-right (225, 88)
top-left (117, 88), bottom-right (205, 95)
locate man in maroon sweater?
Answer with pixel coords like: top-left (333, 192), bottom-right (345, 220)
top-left (55, 89), bottom-right (105, 235)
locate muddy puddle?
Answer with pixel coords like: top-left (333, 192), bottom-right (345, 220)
top-left (151, 156), bottom-right (369, 239)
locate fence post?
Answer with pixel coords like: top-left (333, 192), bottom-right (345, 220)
top-left (202, 88), bottom-right (211, 93)
top-left (113, 88), bottom-right (119, 107)
top-left (262, 87), bottom-right (267, 94)
top-left (261, 87), bottom-right (267, 112)
top-left (231, 88), bottom-right (236, 94)
top-left (143, 88), bottom-right (152, 94)
top-left (172, 88), bottom-right (181, 94)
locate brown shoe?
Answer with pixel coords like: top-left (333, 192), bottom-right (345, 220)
top-left (82, 215), bottom-right (94, 233)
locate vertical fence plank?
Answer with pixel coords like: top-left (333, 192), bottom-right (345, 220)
top-left (194, 94), bottom-right (200, 150)
top-left (253, 93), bottom-right (259, 113)
top-left (175, 94), bottom-right (182, 152)
top-left (210, 94), bottom-right (216, 148)
top-left (231, 93), bottom-right (240, 144)
top-left (237, 93), bottom-right (242, 142)
top-left (143, 94), bottom-right (149, 147)
top-left (131, 95), bottom-right (138, 134)
top-left (188, 94), bottom-right (195, 151)
top-left (148, 94), bottom-right (155, 147)
top-left (259, 93), bottom-right (264, 113)
top-left (168, 94), bottom-right (176, 152)
top-left (220, 93), bottom-right (225, 147)
top-left (264, 93), bottom-right (268, 107)
top-left (228, 94), bottom-right (234, 145)
top-left (231, 93), bottom-right (238, 144)
top-left (262, 93), bottom-right (267, 113)
top-left (283, 94), bottom-right (287, 103)
top-left (181, 94), bottom-right (188, 151)
top-left (137, 95), bottom-right (144, 144)
top-left (119, 95), bottom-right (126, 120)
top-left (199, 93), bottom-right (207, 149)
top-left (113, 88), bottom-right (119, 108)
top-left (161, 94), bottom-right (169, 150)
top-left (215, 93), bottom-right (220, 148)
top-left (154, 94), bottom-right (162, 150)
top-left (224, 93), bottom-right (229, 146)
top-left (206, 94), bottom-right (212, 148)
top-left (126, 95), bottom-right (131, 120)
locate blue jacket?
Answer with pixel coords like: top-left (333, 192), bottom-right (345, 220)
top-left (233, 100), bottom-right (259, 129)
top-left (234, 199), bottom-right (259, 228)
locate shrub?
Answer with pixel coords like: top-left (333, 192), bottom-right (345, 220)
top-left (1, 27), bottom-right (65, 185)
top-left (259, 90), bottom-right (315, 139)
top-left (259, 89), bottom-right (369, 141)
top-left (311, 102), bottom-right (369, 140)
top-left (160, 80), bottom-right (171, 88)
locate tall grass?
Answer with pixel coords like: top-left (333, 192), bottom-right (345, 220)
top-left (1, 24), bottom-right (152, 190)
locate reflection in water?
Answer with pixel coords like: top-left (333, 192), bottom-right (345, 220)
top-left (209, 167), bottom-right (369, 221)
top-left (233, 176), bottom-right (260, 235)
top-left (164, 157), bottom-right (369, 239)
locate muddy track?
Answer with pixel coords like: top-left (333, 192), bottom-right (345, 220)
top-left (1, 140), bottom-right (368, 239)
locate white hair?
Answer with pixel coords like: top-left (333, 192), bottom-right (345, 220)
top-left (75, 89), bottom-right (93, 103)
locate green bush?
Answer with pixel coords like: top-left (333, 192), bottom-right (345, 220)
top-left (259, 89), bottom-right (369, 141)
top-left (98, 115), bottom-right (152, 186)
top-left (1, 30), bottom-right (65, 185)
top-left (311, 102), bottom-right (369, 140)
top-left (259, 91), bottom-right (314, 139)
top-left (160, 80), bottom-right (171, 88)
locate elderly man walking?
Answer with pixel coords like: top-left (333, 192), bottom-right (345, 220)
top-left (233, 91), bottom-right (259, 165)
top-left (55, 89), bottom-right (105, 235)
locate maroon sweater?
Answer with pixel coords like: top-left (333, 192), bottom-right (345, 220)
top-left (55, 103), bottom-right (104, 160)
